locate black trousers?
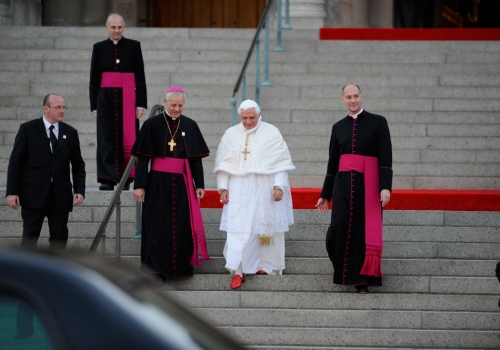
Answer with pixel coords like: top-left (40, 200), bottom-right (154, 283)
top-left (20, 183), bottom-right (69, 249)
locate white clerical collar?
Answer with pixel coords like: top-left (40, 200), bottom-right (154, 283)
top-left (110, 37), bottom-right (122, 45)
top-left (42, 116), bottom-right (58, 132)
top-left (349, 108), bottom-right (364, 119)
top-left (241, 116), bottom-right (262, 133)
top-left (164, 110), bottom-right (179, 120)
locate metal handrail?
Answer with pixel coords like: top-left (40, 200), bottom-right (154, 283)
top-left (89, 155), bottom-right (136, 253)
top-left (230, 0), bottom-right (274, 120)
top-left (89, 105), bottom-right (164, 254)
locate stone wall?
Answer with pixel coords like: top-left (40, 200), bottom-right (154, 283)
top-left (0, 0), bottom-right (42, 26)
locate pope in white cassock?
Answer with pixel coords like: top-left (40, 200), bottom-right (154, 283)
top-left (214, 99), bottom-right (295, 290)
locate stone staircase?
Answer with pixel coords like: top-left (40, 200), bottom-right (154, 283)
top-left (0, 26), bottom-right (499, 189)
top-left (0, 25), bottom-right (499, 349)
top-left (0, 190), bottom-right (498, 349)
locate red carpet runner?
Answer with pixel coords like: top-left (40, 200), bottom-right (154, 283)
top-left (201, 189), bottom-right (500, 211)
top-left (319, 28), bottom-right (500, 41)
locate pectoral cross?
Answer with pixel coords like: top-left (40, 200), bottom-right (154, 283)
top-left (242, 148), bottom-right (250, 160)
top-left (242, 134), bottom-right (250, 160)
top-left (168, 139), bottom-right (176, 151)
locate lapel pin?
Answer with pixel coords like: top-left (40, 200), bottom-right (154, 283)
top-left (63, 135), bottom-right (67, 139)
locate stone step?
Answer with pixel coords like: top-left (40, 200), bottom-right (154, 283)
top-left (192, 308), bottom-right (500, 331)
top-left (155, 274), bottom-right (500, 294)
top-left (7, 71), bottom-right (500, 91)
top-left (2, 217), bottom-right (498, 244)
top-left (218, 327), bottom-right (500, 349)
top-left (189, 257), bottom-right (498, 277)
top-left (168, 290), bottom-right (499, 312)
top-left (10, 160), bottom-right (500, 179)
top-left (3, 147), bottom-right (497, 167)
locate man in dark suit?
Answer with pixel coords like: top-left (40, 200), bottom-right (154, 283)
top-left (89, 13), bottom-right (147, 191)
top-left (6, 93), bottom-right (86, 249)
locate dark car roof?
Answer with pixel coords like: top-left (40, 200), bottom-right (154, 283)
top-left (0, 247), bottom-right (243, 350)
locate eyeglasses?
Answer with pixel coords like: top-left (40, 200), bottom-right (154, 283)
top-left (47, 106), bottom-right (68, 111)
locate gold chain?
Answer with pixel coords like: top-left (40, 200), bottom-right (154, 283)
top-left (163, 111), bottom-right (181, 140)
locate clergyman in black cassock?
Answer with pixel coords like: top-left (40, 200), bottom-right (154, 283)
top-left (132, 87), bottom-right (209, 280)
top-left (316, 84), bottom-right (392, 293)
top-left (89, 14), bottom-right (147, 190)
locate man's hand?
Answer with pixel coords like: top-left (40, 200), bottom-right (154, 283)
top-left (196, 188), bottom-right (205, 199)
top-left (73, 193), bottom-right (84, 206)
top-left (380, 189), bottom-right (391, 208)
top-left (315, 197), bottom-right (329, 213)
top-left (93, 111), bottom-right (97, 119)
top-left (134, 188), bottom-right (145, 203)
top-left (220, 190), bottom-right (229, 205)
top-left (136, 109), bottom-right (145, 119)
top-left (272, 187), bottom-right (283, 201)
top-left (7, 195), bottom-right (20, 210)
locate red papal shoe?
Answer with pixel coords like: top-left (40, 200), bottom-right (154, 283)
top-left (256, 270), bottom-right (267, 275)
top-left (230, 274), bottom-right (245, 290)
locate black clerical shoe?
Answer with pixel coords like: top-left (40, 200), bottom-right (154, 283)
top-left (355, 285), bottom-right (369, 294)
top-left (154, 275), bottom-right (166, 286)
top-left (99, 183), bottom-right (115, 191)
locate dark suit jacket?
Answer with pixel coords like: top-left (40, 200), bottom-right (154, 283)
top-left (6, 118), bottom-right (86, 212)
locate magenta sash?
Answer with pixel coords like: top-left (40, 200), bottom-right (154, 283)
top-left (151, 157), bottom-right (210, 266)
top-left (100, 72), bottom-right (136, 178)
top-left (339, 154), bottom-right (383, 277)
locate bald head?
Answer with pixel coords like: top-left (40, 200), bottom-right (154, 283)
top-left (106, 14), bottom-right (125, 27)
top-left (342, 84), bottom-right (361, 96)
top-left (106, 14), bottom-right (125, 41)
top-left (341, 84), bottom-right (363, 115)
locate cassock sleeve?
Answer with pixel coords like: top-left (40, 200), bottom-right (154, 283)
top-left (274, 172), bottom-right (289, 192)
top-left (131, 119), bottom-right (154, 157)
top-left (89, 43), bottom-right (101, 112)
top-left (185, 120), bottom-right (210, 158)
top-left (134, 42), bottom-right (147, 109)
top-left (217, 171), bottom-right (230, 192)
top-left (132, 119), bottom-right (154, 190)
top-left (320, 124), bottom-right (340, 201)
top-left (70, 130), bottom-right (86, 196)
top-left (134, 155), bottom-right (151, 190)
top-left (377, 116), bottom-right (393, 192)
top-left (495, 261), bottom-right (500, 282)
top-left (188, 157), bottom-right (204, 189)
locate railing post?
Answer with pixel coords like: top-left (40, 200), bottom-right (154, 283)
top-left (262, 12), bottom-right (272, 86)
top-left (275, 0), bottom-right (284, 51)
top-left (133, 202), bottom-right (141, 239)
top-left (255, 38), bottom-right (261, 106)
top-left (242, 75), bottom-right (247, 101)
top-left (101, 230), bottom-right (106, 254)
top-left (231, 95), bottom-right (237, 126)
top-left (283, 0), bottom-right (292, 29)
top-left (115, 195), bottom-right (121, 260)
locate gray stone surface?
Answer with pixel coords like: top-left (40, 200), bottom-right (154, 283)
top-left (195, 308), bottom-right (421, 328)
top-left (422, 311), bottom-right (500, 331)
top-left (127, 290), bottom-right (500, 313)
top-left (1, 27), bottom-right (500, 349)
top-left (222, 327), bottom-right (500, 348)
top-left (429, 277), bottom-right (500, 295)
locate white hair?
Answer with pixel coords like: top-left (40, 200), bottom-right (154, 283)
top-left (237, 99), bottom-right (261, 116)
top-left (165, 91), bottom-right (186, 102)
